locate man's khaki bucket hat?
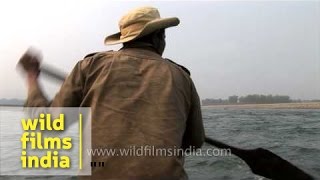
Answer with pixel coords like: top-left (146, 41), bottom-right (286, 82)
top-left (104, 6), bottom-right (180, 45)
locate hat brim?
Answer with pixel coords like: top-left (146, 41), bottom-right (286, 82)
top-left (104, 17), bottom-right (180, 45)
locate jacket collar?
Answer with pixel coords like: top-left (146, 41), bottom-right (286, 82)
top-left (119, 42), bottom-right (162, 60)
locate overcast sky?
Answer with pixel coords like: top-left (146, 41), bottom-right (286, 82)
top-left (0, 0), bottom-right (319, 100)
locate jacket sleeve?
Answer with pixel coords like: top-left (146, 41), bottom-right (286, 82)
top-left (25, 61), bottom-right (86, 107)
top-left (182, 80), bottom-right (205, 150)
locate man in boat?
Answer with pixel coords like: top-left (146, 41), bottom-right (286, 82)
top-left (21, 6), bottom-right (204, 179)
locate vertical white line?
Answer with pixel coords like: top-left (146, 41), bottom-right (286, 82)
top-left (79, 113), bottom-right (82, 170)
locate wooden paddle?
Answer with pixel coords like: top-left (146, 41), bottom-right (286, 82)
top-left (40, 65), bottom-right (67, 81)
top-left (205, 137), bottom-right (313, 180)
top-left (17, 50), bottom-right (314, 180)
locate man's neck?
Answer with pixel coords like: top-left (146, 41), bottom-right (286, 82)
top-left (121, 42), bottom-right (160, 55)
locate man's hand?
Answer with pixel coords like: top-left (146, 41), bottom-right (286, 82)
top-left (18, 48), bottom-right (42, 84)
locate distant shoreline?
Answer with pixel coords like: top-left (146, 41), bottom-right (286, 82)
top-left (1, 102), bottom-right (320, 109)
top-left (0, 104), bottom-right (23, 107)
top-left (202, 102), bottom-right (320, 109)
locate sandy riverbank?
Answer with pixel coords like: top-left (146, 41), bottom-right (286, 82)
top-left (202, 102), bottom-right (320, 109)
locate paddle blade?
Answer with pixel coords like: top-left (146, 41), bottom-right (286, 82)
top-left (204, 137), bottom-right (313, 180)
top-left (240, 148), bottom-right (313, 180)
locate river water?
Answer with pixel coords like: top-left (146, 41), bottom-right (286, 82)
top-left (1, 107), bottom-right (319, 179)
top-left (185, 107), bottom-right (320, 179)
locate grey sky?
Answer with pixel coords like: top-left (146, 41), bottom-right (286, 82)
top-left (0, 0), bottom-right (319, 100)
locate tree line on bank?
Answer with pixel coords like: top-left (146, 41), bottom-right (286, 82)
top-left (202, 94), bottom-right (293, 106)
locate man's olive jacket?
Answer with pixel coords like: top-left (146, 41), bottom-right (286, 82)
top-left (25, 47), bottom-right (204, 180)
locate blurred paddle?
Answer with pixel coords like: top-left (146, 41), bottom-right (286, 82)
top-left (17, 49), bottom-right (314, 180)
top-left (205, 137), bottom-right (313, 180)
top-left (40, 65), bottom-right (67, 82)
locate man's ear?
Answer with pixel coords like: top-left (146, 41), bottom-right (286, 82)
top-left (151, 31), bottom-right (160, 46)
top-left (150, 30), bottom-right (166, 55)
top-left (157, 30), bottom-right (163, 39)
top-left (157, 29), bottom-right (165, 39)
top-left (151, 30), bottom-right (161, 41)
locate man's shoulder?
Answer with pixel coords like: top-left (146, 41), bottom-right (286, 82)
top-left (165, 58), bottom-right (191, 76)
top-left (83, 50), bottom-right (114, 59)
top-left (78, 50), bottom-right (115, 69)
